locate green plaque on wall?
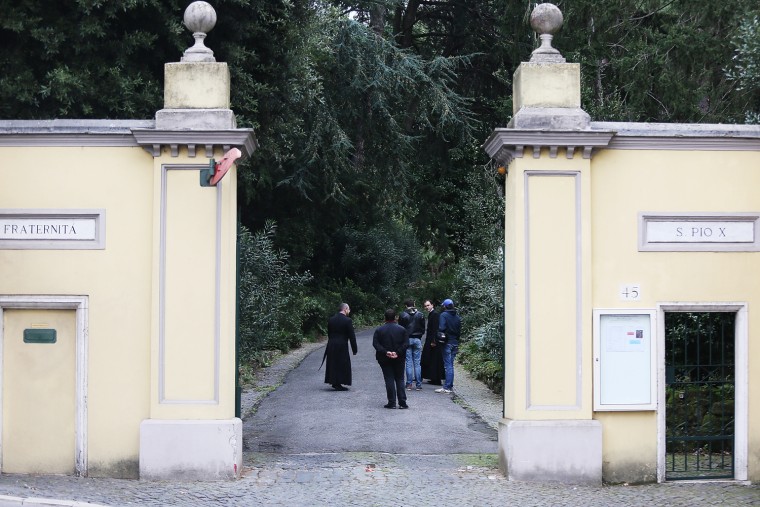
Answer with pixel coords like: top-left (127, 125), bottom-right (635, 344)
top-left (23, 329), bottom-right (57, 344)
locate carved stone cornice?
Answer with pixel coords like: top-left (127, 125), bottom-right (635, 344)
top-left (607, 136), bottom-right (760, 151)
top-left (0, 120), bottom-right (258, 160)
top-left (131, 129), bottom-right (257, 158)
top-left (483, 129), bottom-right (614, 166)
top-left (0, 120), bottom-right (151, 148)
top-left (0, 132), bottom-right (139, 147)
top-left (592, 122), bottom-right (760, 151)
top-left (483, 123), bottom-right (760, 167)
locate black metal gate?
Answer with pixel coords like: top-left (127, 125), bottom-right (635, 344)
top-left (665, 312), bottom-right (735, 480)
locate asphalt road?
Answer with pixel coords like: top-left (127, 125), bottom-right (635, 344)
top-left (244, 328), bottom-right (497, 454)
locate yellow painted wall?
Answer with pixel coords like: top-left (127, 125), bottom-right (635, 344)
top-left (148, 152), bottom-right (237, 420)
top-left (528, 174), bottom-right (579, 407)
top-left (164, 167), bottom-right (218, 401)
top-left (590, 148), bottom-right (760, 481)
top-left (503, 156), bottom-right (521, 418)
top-left (596, 412), bottom-right (657, 483)
top-left (591, 150), bottom-right (760, 305)
top-left (0, 144), bottom-right (239, 476)
top-left (0, 146), bottom-right (153, 476)
top-left (505, 153), bottom-right (593, 420)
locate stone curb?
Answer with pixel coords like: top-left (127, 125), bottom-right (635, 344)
top-left (0, 495), bottom-right (109, 507)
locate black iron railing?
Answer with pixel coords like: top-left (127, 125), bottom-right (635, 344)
top-left (665, 312), bottom-right (734, 480)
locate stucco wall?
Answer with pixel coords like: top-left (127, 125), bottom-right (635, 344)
top-left (0, 145), bottom-right (153, 476)
top-left (504, 155), bottom-right (593, 421)
top-left (0, 143), bottom-right (239, 477)
top-left (590, 148), bottom-right (760, 482)
top-left (147, 154), bottom-right (238, 421)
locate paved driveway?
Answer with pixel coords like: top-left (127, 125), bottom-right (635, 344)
top-left (244, 328), bottom-right (497, 454)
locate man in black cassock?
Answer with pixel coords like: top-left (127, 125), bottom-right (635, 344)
top-left (421, 299), bottom-right (444, 385)
top-left (372, 308), bottom-right (409, 409)
top-left (323, 302), bottom-right (358, 391)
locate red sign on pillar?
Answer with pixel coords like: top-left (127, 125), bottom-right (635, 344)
top-left (209, 148), bottom-right (242, 186)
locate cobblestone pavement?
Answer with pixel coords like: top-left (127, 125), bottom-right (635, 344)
top-left (1, 340), bottom-right (759, 506)
top-left (1, 452), bottom-right (759, 506)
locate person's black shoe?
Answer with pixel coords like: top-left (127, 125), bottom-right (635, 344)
top-left (332, 385), bottom-right (348, 391)
top-left (398, 403), bottom-right (409, 409)
top-left (383, 403), bottom-right (396, 409)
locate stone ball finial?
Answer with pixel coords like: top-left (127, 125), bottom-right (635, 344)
top-left (181, 1), bottom-right (217, 63)
top-left (530, 3), bottom-right (563, 35)
top-left (529, 3), bottom-right (565, 63)
top-left (184, 1), bottom-right (217, 33)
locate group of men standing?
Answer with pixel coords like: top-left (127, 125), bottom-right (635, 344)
top-left (322, 298), bottom-right (462, 409)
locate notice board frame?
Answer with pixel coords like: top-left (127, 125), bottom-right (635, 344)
top-left (593, 308), bottom-right (657, 411)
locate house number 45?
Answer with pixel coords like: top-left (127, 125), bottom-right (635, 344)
top-left (620, 284), bottom-right (641, 301)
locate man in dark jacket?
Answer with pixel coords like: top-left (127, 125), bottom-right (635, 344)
top-left (323, 303), bottom-right (358, 391)
top-left (436, 298), bottom-right (461, 394)
top-left (372, 308), bottom-right (409, 409)
top-left (398, 299), bottom-right (425, 390)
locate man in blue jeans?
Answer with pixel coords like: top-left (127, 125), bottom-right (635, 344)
top-left (435, 298), bottom-right (461, 394)
top-left (399, 299), bottom-right (425, 390)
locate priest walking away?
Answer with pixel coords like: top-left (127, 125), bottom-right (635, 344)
top-left (323, 303), bottom-right (358, 391)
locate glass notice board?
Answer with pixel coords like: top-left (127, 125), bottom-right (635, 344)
top-left (593, 309), bottom-right (657, 411)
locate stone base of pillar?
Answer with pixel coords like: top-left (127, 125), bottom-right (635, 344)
top-left (507, 106), bottom-right (590, 129)
top-left (498, 418), bottom-right (602, 484)
top-left (139, 418), bottom-right (242, 480)
top-left (155, 108), bottom-right (236, 130)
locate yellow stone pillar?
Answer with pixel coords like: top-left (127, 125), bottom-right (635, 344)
top-left (483, 3), bottom-right (611, 484)
top-left (134, 1), bottom-right (256, 480)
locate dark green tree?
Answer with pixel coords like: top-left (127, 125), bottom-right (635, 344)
top-left (559, 0), bottom-right (759, 122)
top-left (0, 0), bottom-right (184, 118)
top-left (239, 7), bottom-right (483, 301)
top-left (726, 11), bottom-right (760, 122)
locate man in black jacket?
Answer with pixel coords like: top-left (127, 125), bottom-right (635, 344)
top-left (323, 303), bottom-right (358, 391)
top-left (398, 299), bottom-right (426, 390)
top-left (372, 308), bottom-right (409, 409)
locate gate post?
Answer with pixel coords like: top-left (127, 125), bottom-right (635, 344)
top-left (483, 4), bottom-right (611, 484)
top-left (136, 1), bottom-right (256, 480)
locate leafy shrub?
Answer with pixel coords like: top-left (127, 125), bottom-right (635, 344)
top-left (451, 248), bottom-right (504, 394)
top-left (458, 340), bottom-right (503, 394)
top-left (298, 294), bottom-right (332, 338)
top-left (238, 222), bottom-right (312, 358)
top-left (437, 162), bottom-right (505, 394)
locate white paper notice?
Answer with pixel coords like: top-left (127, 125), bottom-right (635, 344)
top-left (606, 325), bottom-right (646, 352)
